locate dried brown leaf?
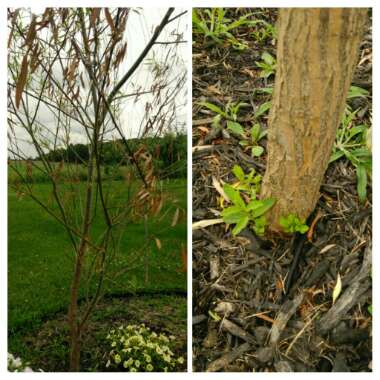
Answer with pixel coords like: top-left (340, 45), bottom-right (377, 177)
top-left (90, 8), bottom-right (101, 26)
top-left (192, 218), bottom-right (224, 230)
top-left (154, 238), bottom-right (162, 250)
top-left (171, 208), bottom-right (180, 227)
top-left (25, 15), bottom-right (37, 49)
top-left (320, 244), bottom-right (336, 254)
top-left (15, 54), bottom-right (28, 109)
top-left (104, 8), bottom-right (116, 33)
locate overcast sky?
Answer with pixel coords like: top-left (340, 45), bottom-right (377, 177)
top-left (8, 7), bottom-right (187, 158)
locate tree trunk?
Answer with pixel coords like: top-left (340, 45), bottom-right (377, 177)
top-left (260, 8), bottom-right (367, 232)
top-left (68, 150), bottom-right (96, 371)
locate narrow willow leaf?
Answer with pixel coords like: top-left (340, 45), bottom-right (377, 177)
top-left (154, 238), bottom-right (162, 250)
top-left (171, 208), bottom-right (180, 227)
top-left (90, 8), bottom-right (101, 26)
top-left (25, 15), bottom-right (37, 48)
top-left (104, 8), bottom-right (116, 33)
top-left (332, 273), bottom-right (342, 305)
top-left (192, 218), bottom-right (224, 230)
top-left (212, 176), bottom-right (229, 202)
top-left (15, 54), bottom-right (28, 109)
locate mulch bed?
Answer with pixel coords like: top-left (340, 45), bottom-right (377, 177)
top-left (192, 8), bottom-right (372, 372)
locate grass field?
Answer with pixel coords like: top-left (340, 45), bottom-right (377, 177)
top-left (8, 176), bottom-right (187, 335)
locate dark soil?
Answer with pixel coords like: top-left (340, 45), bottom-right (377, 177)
top-left (10, 293), bottom-right (187, 372)
top-left (192, 8), bottom-right (372, 372)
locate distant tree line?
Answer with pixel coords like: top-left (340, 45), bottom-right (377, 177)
top-left (44, 133), bottom-right (187, 178)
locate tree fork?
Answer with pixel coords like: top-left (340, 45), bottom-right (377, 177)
top-left (260, 8), bottom-right (367, 233)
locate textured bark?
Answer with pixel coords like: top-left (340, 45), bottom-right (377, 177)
top-left (261, 8), bottom-right (367, 232)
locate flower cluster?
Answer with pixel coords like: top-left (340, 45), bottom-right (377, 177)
top-left (105, 324), bottom-right (184, 372)
top-left (8, 353), bottom-right (43, 372)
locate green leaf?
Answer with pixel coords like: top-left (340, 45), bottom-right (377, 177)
top-left (368, 304), bottom-right (373, 315)
top-left (253, 215), bottom-right (266, 236)
top-left (262, 51), bottom-right (275, 65)
top-left (232, 215), bottom-right (249, 236)
top-left (279, 215), bottom-right (290, 229)
top-left (255, 101), bottom-right (272, 118)
top-left (251, 145), bottom-right (264, 157)
top-left (298, 224), bottom-right (309, 234)
top-left (257, 87), bottom-right (273, 95)
top-left (211, 114), bottom-right (222, 128)
top-left (232, 165), bottom-right (245, 182)
top-left (208, 310), bottom-right (221, 321)
top-left (221, 206), bottom-right (247, 224)
top-left (259, 68), bottom-right (274, 78)
top-left (329, 150), bottom-right (345, 164)
top-left (356, 164), bottom-right (367, 203)
top-left (251, 123), bottom-right (261, 142)
top-left (250, 198), bottom-right (276, 218)
top-left (199, 102), bottom-right (227, 117)
top-left (347, 85), bottom-right (369, 99)
top-left (223, 184), bottom-right (245, 208)
top-left (227, 120), bottom-right (244, 136)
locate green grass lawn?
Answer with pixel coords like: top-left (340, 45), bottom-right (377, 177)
top-left (8, 178), bottom-right (187, 334)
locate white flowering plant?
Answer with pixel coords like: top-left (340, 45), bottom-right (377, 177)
top-left (8, 353), bottom-right (43, 372)
top-left (105, 324), bottom-right (184, 372)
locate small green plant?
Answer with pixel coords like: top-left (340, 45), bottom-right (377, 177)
top-left (105, 324), bottom-right (184, 372)
top-left (255, 52), bottom-right (276, 78)
top-left (251, 21), bottom-right (277, 44)
top-left (330, 105), bottom-right (372, 203)
top-left (199, 100), bottom-right (249, 136)
top-left (221, 165), bottom-right (275, 236)
top-left (231, 164), bottom-right (262, 198)
top-left (239, 123), bottom-right (267, 157)
top-left (193, 8), bottom-right (264, 50)
top-left (279, 214), bottom-right (309, 234)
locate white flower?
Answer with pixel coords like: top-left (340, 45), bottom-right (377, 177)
top-left (12, 357), bottom-right (22, 367)
top-left (114, 354), bottom-right (121, 364)
top-left (130, 367), bottom-right (137, 372)
top-left (146, 364), bottom-right (154, 372)
top-left (123, 358), bottom-right (133, 368)
top-left (134, 360), bottom-right (140, 368)
top-left (163, 355), bottom-right (171, 363)
top-left (177, 357), bottom-right (184, 364)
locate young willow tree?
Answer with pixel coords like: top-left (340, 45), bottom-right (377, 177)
top-left (260, 8), bottom-right (367, 232)
top-left (8, 7), bottom-right (186, 371)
